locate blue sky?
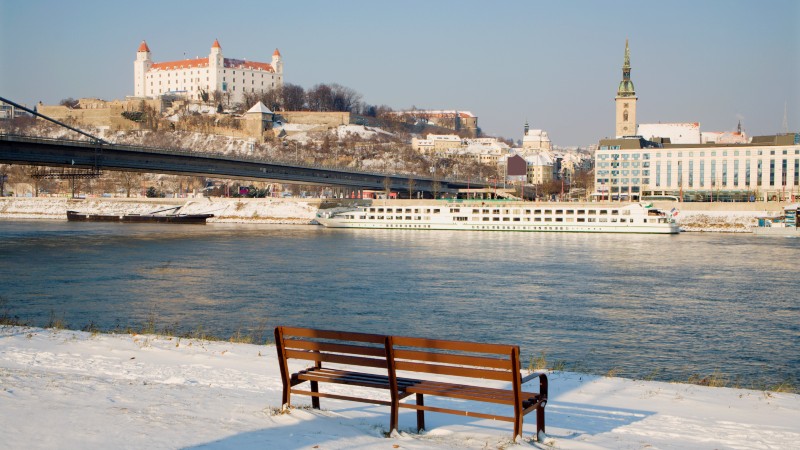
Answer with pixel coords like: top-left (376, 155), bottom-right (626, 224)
top-left (1, 0), bottom-right (798, 146)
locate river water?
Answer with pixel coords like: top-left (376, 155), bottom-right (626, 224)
top-left (0, 220), bottom-right (797, 389)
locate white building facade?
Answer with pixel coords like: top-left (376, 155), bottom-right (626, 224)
top-left (134, 40), bottom-right (283, 104)
top-left (594, 134), bottom-right (800, 201)
top-left (522, 122), bottom-right (552, 150)
top-left (638, 123), bottom-right (701, 144)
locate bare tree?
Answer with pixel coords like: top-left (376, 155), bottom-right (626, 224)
top-left (407, 177), bottom-right (416, 199)
top-left (241, 91), bottom-right (261, 111)
top-left (0, 164), bottom-right (9, 196)
top-left (330, 83), bottom-right (362, 113)
top-left (211, 90), bottom-right (223, 107)
top-left (59, 98), bottom-right (80, 108)
top-left (307, 84), bottom-right (334, 111)
top-left (113, 171), bottom-right (144, 198)
top-left (383, 176), bottom-right (392, 197)
top-left (282, 84), bottom-right (306, 111)
top-left (431, 180), bottom-right (441, 199)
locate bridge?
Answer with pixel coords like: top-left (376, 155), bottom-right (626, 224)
top-left (0, 95), bottom-right (493, 197)
top-left (0, 134), bottom-right (487, 197)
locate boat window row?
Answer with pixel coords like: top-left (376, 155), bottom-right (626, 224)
top-left (368, 207), bottom-right (441, 214)
top-left (348, 214), bottom-right (636, 224)
top-left (365, 207), bottom-right (635, 216)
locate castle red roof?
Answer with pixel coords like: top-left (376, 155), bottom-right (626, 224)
top-left (273, 48), bottom-right (281, 57)
top-left (148, 57), bottom-right (274, 72)
top-left (151, 58), bottom-right (210, 70)
top-left (212, 39), bottom-right (221, 49)
top-left (138, 41), bottom-right (150, 52)
top-left (224, 58), bottom-right (273, 71)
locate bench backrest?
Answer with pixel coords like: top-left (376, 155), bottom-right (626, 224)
top-left (275, 326), bottom-right (389, 370)
top-left (389, 335), bottom-right (522, 384)
top-left (275, 327), bottom-right (523, 386)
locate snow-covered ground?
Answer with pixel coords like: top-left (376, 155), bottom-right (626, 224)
top-left (1, 326), bottom-right (797, 449)
top-left (676, 209), bottom-right (761, 232)
top-left (0, 197), bottom-right (320, 224)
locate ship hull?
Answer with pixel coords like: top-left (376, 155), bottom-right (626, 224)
top-left (67, 211), bottom-right (213, 224)
top-left (317, 201), bottom-right (680, 234)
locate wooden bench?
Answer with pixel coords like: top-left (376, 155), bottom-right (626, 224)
top-left (274, 326), bottom-right (548, 441)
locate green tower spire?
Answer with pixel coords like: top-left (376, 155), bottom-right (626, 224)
top-left (617, 39), bottom-right (636, 97)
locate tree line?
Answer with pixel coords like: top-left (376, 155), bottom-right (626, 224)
top-left (239, 83), bottom-right (391, 117)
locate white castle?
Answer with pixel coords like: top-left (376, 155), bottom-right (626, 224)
top-left (133, 39), bottom-right (283, 103)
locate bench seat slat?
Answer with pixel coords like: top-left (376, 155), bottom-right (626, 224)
top-left (295, 371), bottom-right (391, 390)
top-left (403, 380), bottom-right (541, 405)
top-left (296, 368), bottom-right (419, 390)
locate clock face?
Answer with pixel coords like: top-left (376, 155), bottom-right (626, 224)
top-left (624, 103), bottom-right (629, 108)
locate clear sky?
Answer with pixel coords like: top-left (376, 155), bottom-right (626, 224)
top-left (1, 0), bottom-right (798, 146)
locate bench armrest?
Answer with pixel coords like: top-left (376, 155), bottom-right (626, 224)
top-left (520, 372), bottom-right (548, 399)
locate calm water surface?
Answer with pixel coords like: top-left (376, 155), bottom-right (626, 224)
top-left (0, 220), bottom-right (797, 388)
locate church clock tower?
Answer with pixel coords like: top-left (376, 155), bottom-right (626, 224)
top-left (615, 39), bottom-right (637, 138)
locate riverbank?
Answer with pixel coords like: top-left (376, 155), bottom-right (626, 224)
top-left (1, 325), bottom-right (798, 449)
top-left (0, 197), bottom-right (786, 231)
top-left (0, 197), bottom-right (345, 224)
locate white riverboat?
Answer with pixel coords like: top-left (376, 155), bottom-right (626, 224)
top-left (317, 200), bottom-right (680, 234)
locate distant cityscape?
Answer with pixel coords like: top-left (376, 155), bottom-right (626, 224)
top-left (1, 38), bottom-right (797, 202)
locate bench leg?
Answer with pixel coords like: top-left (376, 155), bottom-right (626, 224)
top-left (416, 394), bottom-right (425, 432)
top-left (310, 381), bottom-right (320, 409)
top-left (513, 414), bottom-right (522, 441)
top-left (389, 400), bottom-right (398, 434)
top-left (537, 404), bottom-right (546, 436)
top-left (281, 384), bottom-right (291, 411)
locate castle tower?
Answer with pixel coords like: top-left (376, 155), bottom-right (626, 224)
top-left (134, 40), bottom-right (152, 97)
top-left (208, 39), bottom-right (224, 96)
top-left (272, 48), bottom-right (283, 86)
top-left (615, 39), bottom-right (637, 137)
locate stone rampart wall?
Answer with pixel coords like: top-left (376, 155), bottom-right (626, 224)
top-left (277, 111), bottom-right (352, 128)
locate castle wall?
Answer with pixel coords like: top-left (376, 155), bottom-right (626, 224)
top-left (37, 104), bottom-right (142, 132)
top-left (276, 111), bottom-right (352, 128)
